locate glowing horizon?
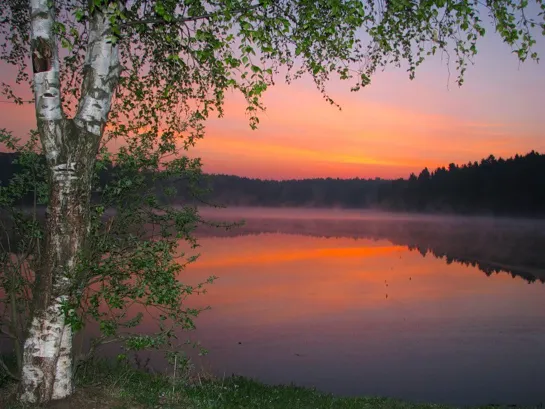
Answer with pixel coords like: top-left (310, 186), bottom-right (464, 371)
top-left (1, 29), bottom-right (544, 180)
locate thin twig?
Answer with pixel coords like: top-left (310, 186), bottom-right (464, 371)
top-left (122, 3), bottom-right (264, 27)
top-left (172, 355), bottom-right (177, 394)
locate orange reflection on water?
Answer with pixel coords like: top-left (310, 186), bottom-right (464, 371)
top-left (186, 233), bottom-right (542, 327)
top-left (193, 240), bottom-right (403, 269)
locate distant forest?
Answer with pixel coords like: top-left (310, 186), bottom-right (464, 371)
top-left (2, 151), bottom-right (545, 217)
top-left (198, 151), bottom-right (545, 217)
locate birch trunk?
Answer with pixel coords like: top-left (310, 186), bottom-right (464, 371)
top-left (20, 0), bottom-right (120, 404)
top-left (20, 161), bottom-right (92, 403)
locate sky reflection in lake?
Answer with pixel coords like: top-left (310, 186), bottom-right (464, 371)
top-left (172, 210), bottom-right (545, 406)
top-left (90, 210), bottom-right (545, 406)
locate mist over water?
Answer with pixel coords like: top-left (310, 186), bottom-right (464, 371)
top-left (197, 207), bottom-right (545, 283)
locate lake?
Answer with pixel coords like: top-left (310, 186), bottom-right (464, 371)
top-left (145, 208), bottom-right (545, 407)
top-left (10, 208), bottom-right (544, 406)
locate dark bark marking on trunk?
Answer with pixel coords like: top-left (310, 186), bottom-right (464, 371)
top-left (32, 37), bottom-right (53, 73)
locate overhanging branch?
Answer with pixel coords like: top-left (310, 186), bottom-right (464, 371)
top-left (74, 3), bottom-right (121, 137)
top-left (122, 2), bottom-right (265, 27)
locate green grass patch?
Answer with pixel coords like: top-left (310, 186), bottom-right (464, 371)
top-left (0, 359), bottom-right (538, 409)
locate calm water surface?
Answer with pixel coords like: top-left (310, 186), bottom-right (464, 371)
top-left (126, 209), bottom-right (545, 405)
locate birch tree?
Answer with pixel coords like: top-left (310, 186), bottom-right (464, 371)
top-left (1, 0), bottom-right (544, 404)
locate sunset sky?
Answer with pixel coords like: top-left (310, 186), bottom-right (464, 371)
top-left (1, 27), bottom-right (544, 180)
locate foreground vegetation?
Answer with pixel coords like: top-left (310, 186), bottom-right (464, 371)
top-left (0, 360), bottom-right (539, 409)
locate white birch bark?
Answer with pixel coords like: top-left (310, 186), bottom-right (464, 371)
top-left (20, 0), bottom-right (121, 404)
top-left (74, 2), bottom-right (121, 137)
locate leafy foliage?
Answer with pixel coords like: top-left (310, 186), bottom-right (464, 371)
top-left (1, 0), bottom-right (544, 388)
top-left (0, 133), bottom-right (217, 377)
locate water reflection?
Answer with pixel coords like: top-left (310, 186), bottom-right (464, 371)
top-left (183, 210), bottom-right (545, 406)
top-left (197, 208), bottom-right (545, 283)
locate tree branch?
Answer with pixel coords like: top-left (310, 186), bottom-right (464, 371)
top-left (74, 3), bottom-right (122, 138)
top-left (30, 0), bottom-right (64, 132)
top-left (122, 3), bottom-right (265, 27)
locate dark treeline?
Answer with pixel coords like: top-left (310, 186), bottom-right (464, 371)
top-left (2, 151), bottom-right (545, 217)
top-left (199, 175), bottom-right (384, 208)
top-left (0, 152), bottom-right (21, 181)
top-left (198, 151), bottom-right (545, 217)
top-left (379, 151), bottom-right (545, 216)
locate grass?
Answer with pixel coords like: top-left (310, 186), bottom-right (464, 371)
top-left (0, 360), bottom-right (538, 409)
